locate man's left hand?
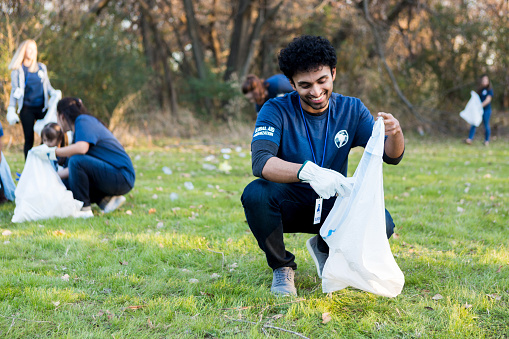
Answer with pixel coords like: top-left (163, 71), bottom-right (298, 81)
top-left (378, 112), bottom-right (402, 137)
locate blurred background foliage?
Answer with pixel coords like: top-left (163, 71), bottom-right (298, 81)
top-left (1, 0), bottom-right (508, 138)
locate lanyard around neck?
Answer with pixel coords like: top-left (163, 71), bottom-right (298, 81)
top-left (298, 98), bottom-right (330, 167)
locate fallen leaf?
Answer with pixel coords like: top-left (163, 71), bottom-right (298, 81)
top-left (126, 305), bottom-right (145, 310)
top-left (2, 230), bottom-right (12, 236)
top-left (463, 303), bottom-right (472, 309)
top-left (200, 291), bottom-right (215, 297)
top-left (272, 314), bottom-right (284, 320)
top-left (424, 306), bottom-right (434, 311)
top-left (61, 274), bottom-right (70, 281)
top-left (148, 208), bottom-right (156, 214)
top-left (119, 261), bottom-right (128, 265)
top-left (52, 301), bottom-right (60, 307)
top-left (147, 318), bottom-right (154, 329)
top-left (322, 312), bottom-right (332, 324)
top-left (53, 230), bottom-right (66, 236)
top-left (496, 265), bottom-right (502, 273)
top-left (126, 210), bottom-right (133, 215)
top-left (431, 294), bottom-right (443, 300)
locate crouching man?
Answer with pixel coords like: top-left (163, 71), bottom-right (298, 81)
top-left (241, 35), bottom-right (405, 296)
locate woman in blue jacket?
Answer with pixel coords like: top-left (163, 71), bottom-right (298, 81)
top-left (7, 39), bottom-right (58, 158)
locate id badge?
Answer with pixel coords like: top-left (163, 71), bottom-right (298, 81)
top-left (13, 87), bottom-right (23, 99)
top-left (314, 198), bottom-right (323, 224)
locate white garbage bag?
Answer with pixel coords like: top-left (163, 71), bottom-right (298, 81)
top-left (459, 91), bottom-right (483, 127)
top-left (12, 150), bottom-right (83, 223)
top-left (0, 152), bottom-right (16, 201)
top-left (320, 118), bottom-right (404, 297)
top-left (34, 89), bottom-right (62, 136)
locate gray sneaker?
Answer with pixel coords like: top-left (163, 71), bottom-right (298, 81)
top-left (99, 195), bottom-right (126, 213)
top-left (271, 267), bottom-right (297, 296)
top-left (306, 235), bottom-right (329, 278)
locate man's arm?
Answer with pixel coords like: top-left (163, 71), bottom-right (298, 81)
top-left (251, 139), bottom-right (301, 183)
top-left (261, 157), bottom-right (301, 183)
top-left (378, 112), bottom-right (404, 159)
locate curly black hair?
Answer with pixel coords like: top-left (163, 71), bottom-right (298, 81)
top-left (278, 35), bottom-right (337, 82)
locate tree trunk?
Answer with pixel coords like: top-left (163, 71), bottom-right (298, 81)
top-left (182, 0), bottom-right (207, 80)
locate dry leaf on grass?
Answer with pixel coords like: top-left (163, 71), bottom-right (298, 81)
top-left (126, 305), bottom-right (145, 310)
top-left (322, 312), bottom-right (332, 324)
top-left (200, 291), bottom-right (215, 297)
top-left (424, 306), bottom-right (434, 311)
top-left (496, 265), bottom-right (502, 273)
top-left (53, 230), bottom-right (66, 236)
top-left (148, 208), bottom-right (156, 214)
top-left (52, 301), bottom-right (60, 307)
top-left (463, 303), bottom-right (472, 309)
top-left (61, 274), bottom-right (70, 281)
top-left (272, 314), bottom-right (284, 320)
top-left (2, 230), bottom-right (12, 236)
top-left (119, 261), bottom-right (128, 265)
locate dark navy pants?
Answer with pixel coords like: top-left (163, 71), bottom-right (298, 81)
top-left (68, 155), bottom-right (132, 207)
top-left (241, 178), bottom-right (394, 270)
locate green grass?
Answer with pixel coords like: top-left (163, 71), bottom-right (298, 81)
top-left (0, 137), bottom-right (508, 338)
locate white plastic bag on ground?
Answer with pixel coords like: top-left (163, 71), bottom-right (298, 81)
top-left (320, 118), bottom-right (404, 297)
top-left (34, 89), bottom-right (62, 136)
top-left (459, 91), bottom-right (483, 127)
top-left (0, 152), bottom-right (16, 201)
top-left (12, 150), bottom-right (83, 223)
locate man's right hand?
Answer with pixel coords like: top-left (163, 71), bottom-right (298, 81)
top-left (298, 161), bottom-right (353, 199)
top-left (6, 106), bottom-right (19, 125)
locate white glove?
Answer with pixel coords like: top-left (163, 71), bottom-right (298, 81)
top-left (30, 144), bottom-right (57, 161)
top-left (6, 106), bottom-right (19, 125)
top-left (298, 161), bottom-right (353, 199)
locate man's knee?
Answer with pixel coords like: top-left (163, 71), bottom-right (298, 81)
top-left (241, 179), bottom-right (274, 209)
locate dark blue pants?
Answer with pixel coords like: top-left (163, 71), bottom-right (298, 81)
top-left (68, 155), bottom-right (132, 207)
top-left (468, 108), bottom-right (492, 142)
top-left (241, 179), bottom-right (395, 270)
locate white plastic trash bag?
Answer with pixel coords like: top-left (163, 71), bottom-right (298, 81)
top-left (0, 152), bottom-right (16, 201)
top-left (12, 149), bottom-right (83, 223)
top-left (34, 89), bottom-right (62, 136)
top-left (320, 118), bottom-right (404, 297)
top-left (459, 91), bottom-right (483, 127)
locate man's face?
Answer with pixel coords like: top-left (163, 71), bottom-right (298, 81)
top-left (291, 66), bottom-right (336, 114)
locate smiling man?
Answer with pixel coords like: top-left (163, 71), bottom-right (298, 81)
top-left (240, 35), bottom-right (405, 296)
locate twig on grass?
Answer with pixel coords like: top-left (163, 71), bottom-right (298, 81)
top-left (0, 314), bottom-right (53, 323)
top-left (205, 249), bottom-right (225, 270)
top-left (6, 318), bottom-right (15, 335)
top-left (221, 298), bottom-right (306, 311)
top-left (227, 318), bottom-right (310, 339)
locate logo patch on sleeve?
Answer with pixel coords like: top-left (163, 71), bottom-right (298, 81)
top-left (334, 130), bottom-right (349, 148)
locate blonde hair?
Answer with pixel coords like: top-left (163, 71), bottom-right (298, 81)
top-left (8, 39), bottom-right (38, 72)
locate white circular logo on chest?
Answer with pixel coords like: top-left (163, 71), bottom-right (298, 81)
top-left (334, 130), bottom-right (349, 148)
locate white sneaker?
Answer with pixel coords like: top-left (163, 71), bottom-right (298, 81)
top-left (73, 207), bottom-right (94, 219)
top-left (101, 195), bottom-right (126, 213)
